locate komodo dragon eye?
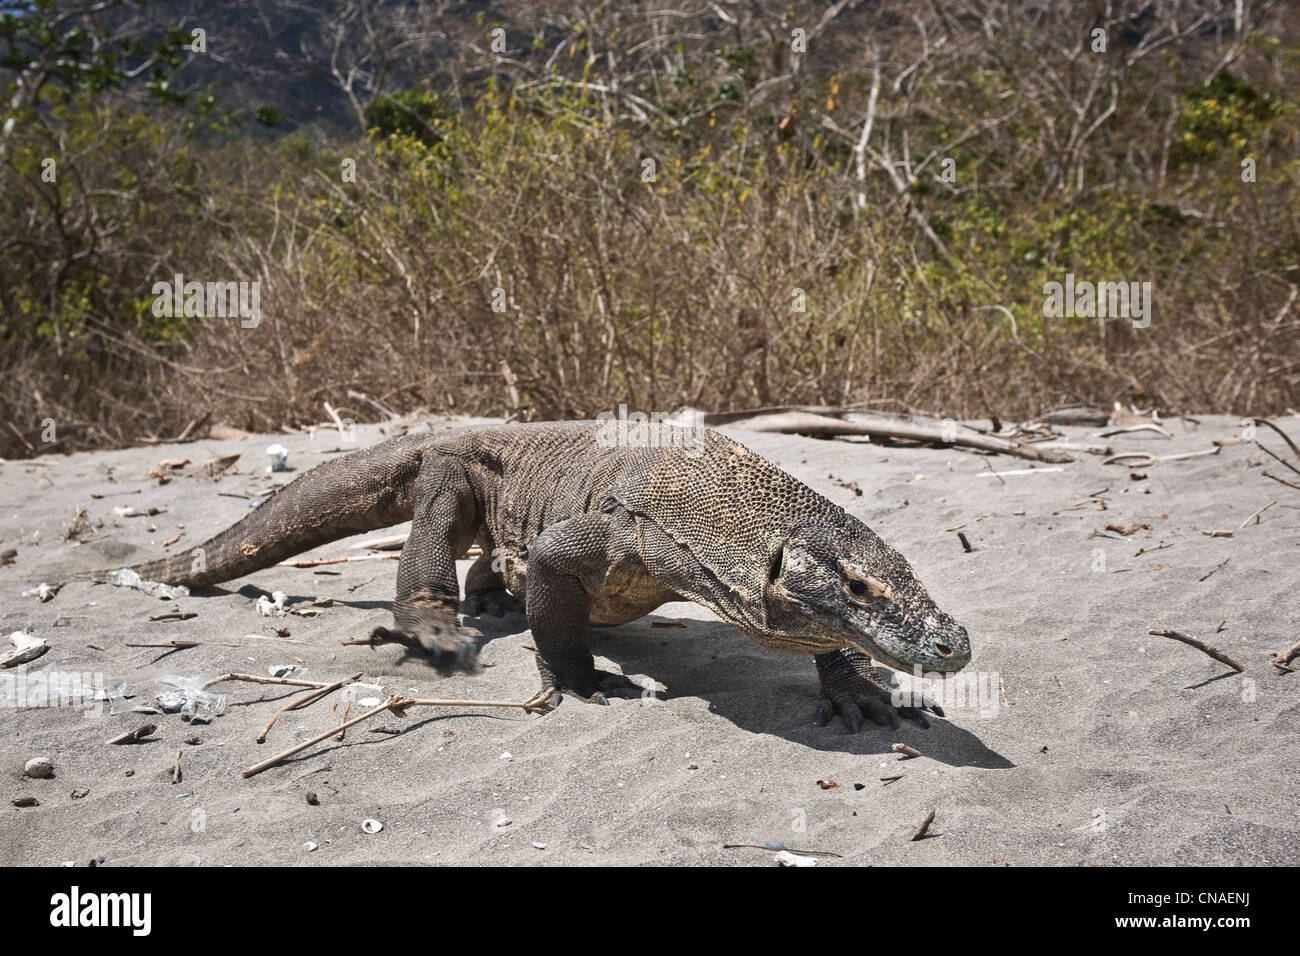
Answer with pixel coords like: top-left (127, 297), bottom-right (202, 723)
top-left (843, 570), bottom-right (893, 602)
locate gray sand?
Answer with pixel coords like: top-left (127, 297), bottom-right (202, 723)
top-left (1, 414), bottom-right (1297, 865)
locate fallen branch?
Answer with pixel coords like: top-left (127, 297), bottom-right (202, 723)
top-left (256, 672), bottom-right (362, 744)
top-left (335, 699), bottom-right (353, 741)
top-left (275, 554), bottom-right (400, 569)
top-left (1147, 628), bottom-right (1245, 672)
top-left (1270, 639), bottom-right (1300, 673)
top-left (1097, 424), bottom-right (1173, 438)
top-left (243, 693), bottom-right (551, 778)
top-left (1238, 501), bottom-right (1277, 528)
top-left (106, 723), bottom-right (157, 745)
top-left (1252, 419), bottom-right (1300, 459)
top-left (891, 743), bottom-right (924, 759)
top-left (1254, 441), bottom-right (1300, 481)
top-left (1262, 471), bottom-right (1300, 491)
top-left (172, 749), bottom-right (181, 784)
top-left (712, 410), bottom-right (1073, 463)
top-left (202, 672), bottom-right (336, 691)
top-left (1198, 558), bottom-right (1230, 582)
top-left (910, 809), bottom-right (936, 841)
top-left (1102, 447), bottom-right (1221, 467)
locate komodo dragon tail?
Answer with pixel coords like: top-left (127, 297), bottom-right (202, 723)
top-left (117, 437), bottom-right (426, 588)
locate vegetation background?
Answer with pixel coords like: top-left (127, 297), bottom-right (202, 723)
top-left (2, 0), bottom-right (1297, 452)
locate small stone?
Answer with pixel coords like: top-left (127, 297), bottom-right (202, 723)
top-left (306, 792), bottom-right (319, 806)
top-left (124, 769), bottom-right (134, 777)
top-left (686, 763), bottom-right (699, 770)
top-left (23, 757), bottom-right (54, 779)
top-left (185, 736), bottom-right (201, 746)
top-left (532, 842), bottom-right (547, 850)
top-left (70, 788), bottom-right (89, 799)
top-left (12, 796), bottom-right (39, 807)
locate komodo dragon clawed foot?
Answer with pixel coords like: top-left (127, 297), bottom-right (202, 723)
top-left (462, 587), bottom-right (525, 619)
top-left (532, 659), bottom-right (648, 707)
top-left (372, 587), bottom-right (482, 669)
top-left (814, 648), bottom-right (944, 731)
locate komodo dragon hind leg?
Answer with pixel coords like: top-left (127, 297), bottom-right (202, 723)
top-left (372, 454), bottom-right (481, 669)
top-left (814, 648), bottom-right (944, 731)
top-left (462, 553), bottom-right (525, 618)
top-left (525, 512), bottom-right (643, 706)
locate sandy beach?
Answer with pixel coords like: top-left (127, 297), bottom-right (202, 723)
top-left (2, 414), bottom-right (1297, 866)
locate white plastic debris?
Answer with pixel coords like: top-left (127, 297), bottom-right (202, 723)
top-left (156, 675), bottom-right (227, 722)
top-left (268, 664), bottom-right (305, 679)
top-left (256, 591), bottom-right (290, 616)
top-left (266, 444), bottom-right (290, 472)
top-left (112, 505), bottom-right (143, 517)
top-left (2, 631), bottom-right (48, 668)
top-left (774, 851), bottom-right (817, 867)
top-left (21, 583), bottom-right (59, 603)
top-left (111, 568), bottom-right (189, 601)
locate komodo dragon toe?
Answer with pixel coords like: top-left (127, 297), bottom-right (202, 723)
top-left (814, 648), bottom-right (944, 731)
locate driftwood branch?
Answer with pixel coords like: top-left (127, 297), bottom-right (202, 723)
top-left (243, 693), bottom-right (551, 778)
top-left (1269, 639), bottom-right (1300, 673)
top-left (1148, 628), bottom-right (1246, 672)
top-left (910, 809), bottom-right (936, 841)
top-left (712, 411), bottom-right (1072, 463)
top-left (256, 672), bottom-right (363, 744)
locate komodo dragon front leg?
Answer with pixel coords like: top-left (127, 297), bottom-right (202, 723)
top-left (369, 455), bottom-right (481, 664)
top-left (522, 511), bottom-right (646, 706)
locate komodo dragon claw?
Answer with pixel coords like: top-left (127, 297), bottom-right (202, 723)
top-left (462, 587), bottom-right (525, 619)
top-left (814, 648), bottom-right (943, 731)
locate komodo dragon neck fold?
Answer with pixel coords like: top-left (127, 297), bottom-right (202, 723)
top-left (113, 421), bottom-right (972, 731)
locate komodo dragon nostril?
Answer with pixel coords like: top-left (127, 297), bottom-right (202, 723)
top-left (934, 642), bottom-right (953, 657)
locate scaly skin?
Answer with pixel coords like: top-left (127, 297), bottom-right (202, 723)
top-left (118, 421), bottom-right (972, 729)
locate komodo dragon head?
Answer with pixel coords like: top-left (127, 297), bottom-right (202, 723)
top-left (758, 520), bottom-right (971, 674)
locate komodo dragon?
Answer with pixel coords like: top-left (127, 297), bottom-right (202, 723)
top-left (118, 421), bottom-right (972, 730)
